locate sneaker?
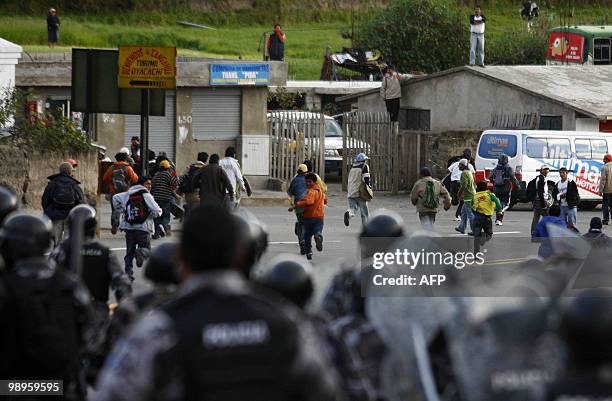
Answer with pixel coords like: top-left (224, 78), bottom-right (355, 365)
top-left (158, 225), bottom-right (166, 238)
top-left (135, 248), bottom-right (145, 268)
top-left (454, 217), bottom-right (461, 221)
top-left (164, 225), bottom-right (172, 237)
top-left (152, 234), bottom-right (160, 240)
top-left (495, 220), bottom-right (503, 226)
top-left (454, 227), bottom-right (465, 234)
top-left (306, 253), bottom-right (313, 260)
top-left (344, 210), bottom-right (350, 227)
top-left (314, 235), bottom-right (323, 252)
top-left (604, 220), bottom-right (609, 226)
top-left (467, 232), bottom-right (474, 236)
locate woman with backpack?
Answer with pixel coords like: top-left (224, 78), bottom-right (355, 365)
top-left (410, 167), bottom-right (452, 230)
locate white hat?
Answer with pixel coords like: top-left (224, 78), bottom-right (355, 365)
top-left (459, 158), bottom-right (469, 166)
top-left (119, 147), bottom-right (130, 155)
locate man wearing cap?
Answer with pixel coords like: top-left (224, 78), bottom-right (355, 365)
top-left (456, 158), bottom-right (476, 235)
top-left (151, 160), bottom-right (178, 239)
top-left (531, 165), bottom-right (550, 237)
top-left (448, 155), bottom-right (475, 221)
top-left (599, 154), bottom-right (612, 225)
top-left (288, 164), bottom-right (309, 254)
top-left (344, 153), bottom-right (371, 227)
top-left (65, 159), bottom-right (78, 169)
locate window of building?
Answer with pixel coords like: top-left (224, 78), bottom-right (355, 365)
top-left (399, 108), bottom-right (430, 131)
top-left (538, 115), bottom-right (562, 130)
top-left (594, 38), bottom-right (611, 65)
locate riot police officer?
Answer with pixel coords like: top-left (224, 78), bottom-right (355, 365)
top-left (234, 209), bottom-right (269, 278)
top-left (0, 213), bottom-right (93, 400)
top-left (0, 185), bottom-right (18, 227)
top-left (94, 204), bottom-right (339, 401)
top-left (544, 289), bottom-right (612, 400)
top-left (49, 204), bottom-right (131, 307)
top-left (259, 254), bottom-right (313, 309)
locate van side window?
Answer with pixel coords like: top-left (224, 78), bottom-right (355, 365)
top-left (526, 137), bottom-right (571, 159)
top-left (526, 137), bottom-right (548, 158)
top-left (574, 139), bottom-right (608, 160)
top-left (591, 139), bottom-right (608, 160)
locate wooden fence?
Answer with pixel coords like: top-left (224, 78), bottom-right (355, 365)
top-left (268, 112), bottom-right (326, 184)
top-left (342, 112), bottom-right (420, 193)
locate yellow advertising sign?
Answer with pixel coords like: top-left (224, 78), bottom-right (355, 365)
top-left (118, 46), bottom-right (176, 89)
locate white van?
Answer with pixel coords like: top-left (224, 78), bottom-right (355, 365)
top-left (475, 130), bottom-right (612, 209)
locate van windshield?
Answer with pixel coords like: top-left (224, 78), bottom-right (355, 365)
top-left (478, 134), bottom-right (517, 158)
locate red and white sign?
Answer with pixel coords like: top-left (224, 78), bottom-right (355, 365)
top-left (548, 32), bottom-right (584, 63)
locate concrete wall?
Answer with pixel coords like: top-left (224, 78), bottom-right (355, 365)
top-left (357, 91), bottom-right (386, 114)
top-left (242, 87), bottom-right (267, 135)
top-left (0, 146), bottom-right (99, 209)
top-left (402, 71), bottom-right (577, 131)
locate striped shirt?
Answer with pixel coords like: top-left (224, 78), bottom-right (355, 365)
top-left (151, 170), bottom-right (178, 204)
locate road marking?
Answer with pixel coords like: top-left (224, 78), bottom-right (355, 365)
top-left (450, 231), bottom-right (521, 237)
top-left (482, 257), bottom-right (528, 266)
top-left (107, 240), bottom-right (343, 251)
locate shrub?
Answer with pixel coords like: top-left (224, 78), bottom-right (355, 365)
top-left (0, 89), bottom-right (92, 153)
top-left (356, 0), bottom-right (468, 73)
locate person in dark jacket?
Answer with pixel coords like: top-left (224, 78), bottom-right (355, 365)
top-left (42, 162), bottom-right (85, 246)
top-left (530, 165), bottom-right (550, 237)
top-left (554, 167), bottom-right (580, 232)
top-left (151, 160), bottom-right (179, 239)
top-left (532, 204), bottom-right (566, 259)
top-left (489, 154), bottom-right (520, 225)
top-left (47, 8), bottom-right (60, 48)
top-left (267, 24), bottom-right (286, 61)
top-left (193, 154), bottom-right (233, 206)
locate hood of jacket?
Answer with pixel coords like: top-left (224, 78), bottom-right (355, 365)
top-left (47, 172), bottom-right (81, 185)
top-left (127, 184), bottom-right (148, 195)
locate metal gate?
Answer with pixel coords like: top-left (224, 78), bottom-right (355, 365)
top-left (268, 112), bottom-right (326, 184)
top-left (342, 112), bottom-right (420, 193)
top-left (191, 88), bottom-right (241, 140)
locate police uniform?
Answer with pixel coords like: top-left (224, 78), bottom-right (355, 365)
top-left (93, 270), bottom-right (339, 401)
top-left (50, 238), bottom-right (130, 306)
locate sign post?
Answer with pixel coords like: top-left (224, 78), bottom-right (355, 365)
top-left (118, 45), bottom-right (176, 177)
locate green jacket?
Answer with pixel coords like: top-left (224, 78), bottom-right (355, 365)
top-left (459, 170), bottom-right (476, 204)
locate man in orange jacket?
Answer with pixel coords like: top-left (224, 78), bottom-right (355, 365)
top-left (293, 173), bottom-right (327, 260)
top-left (103, 151), bottom-right (139, 234)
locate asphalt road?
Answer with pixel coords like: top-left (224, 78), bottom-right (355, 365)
top-left (96, 183), bottom-right (608, 304)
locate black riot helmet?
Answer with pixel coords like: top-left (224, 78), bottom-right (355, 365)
top-left (144, 242), bottom-right (180, 285)
top-left (68, 204), bottom-right (97, 238)
top-left (0, 185), bottom-right (18, 226)
top-left (0, 213), bottom-right (52, 267)
top-left (360, 209), bottom-right (404, 238)
top-left (259, 255), bottom-right (313, 309)
top-left (360, 210), bottom-right (404, 259)
top-left (234, 210), bottom-right (269, 277)
top-left (560, 289), bottom-right (612, 365)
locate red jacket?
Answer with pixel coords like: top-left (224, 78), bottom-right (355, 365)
top-left (295, 184), bottom-right (327, 219)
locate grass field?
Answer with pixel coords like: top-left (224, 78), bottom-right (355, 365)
top-left (2, 4), bottom-right (612, 79)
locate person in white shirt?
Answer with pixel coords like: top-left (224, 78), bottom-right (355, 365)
top-left (219, 146), bottom-right (246, 211)
top-left (448, 159), bottom-right (475, 221)
top-left (469, 6), bottom-right (486, 67)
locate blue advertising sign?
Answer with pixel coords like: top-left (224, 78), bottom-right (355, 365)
top-left (210, 64), bottom-right (271, 86)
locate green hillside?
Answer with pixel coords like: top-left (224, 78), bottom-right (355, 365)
top-left (2, 3), bottom-right (612, 79)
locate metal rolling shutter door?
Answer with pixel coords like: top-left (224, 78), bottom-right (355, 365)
top-left (125, 91), bottom-right (176, 161)
top-left (192, 88), bottom-right (241, 140)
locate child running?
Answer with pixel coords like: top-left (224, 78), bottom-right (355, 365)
top-left (471, 181), bottom-right (502, 253)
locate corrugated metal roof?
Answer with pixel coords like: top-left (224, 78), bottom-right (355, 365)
top-left (465, 65), bottom-right (612, 119)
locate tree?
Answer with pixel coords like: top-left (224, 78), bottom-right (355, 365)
top-left (356, 0), bottom-right (468, 73)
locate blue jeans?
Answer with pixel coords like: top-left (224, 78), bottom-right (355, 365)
top-left (348, 197), bottom-right (369, 225)
top-left (470, 32), bottom-right (485, 66)
top-left (457, 202), bottom-right (474, 233)
top-left (560, 205), bottom-right (577, 228)
top-left (603, 194), bottom-right (612, 223)
top-left (154, 201), bottom-right (171, 237)
top-left (302, 218), bottom-right (324, 254)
